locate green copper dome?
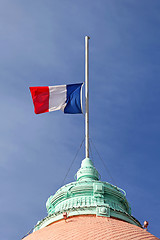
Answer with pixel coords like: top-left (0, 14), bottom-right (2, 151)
top-left (33, 158), bottom-right (141, 231)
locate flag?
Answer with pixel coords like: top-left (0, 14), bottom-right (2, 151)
top-left (29, 83), bottom-right (83, 114)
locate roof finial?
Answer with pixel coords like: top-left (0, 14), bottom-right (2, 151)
top-left (76, 157), bottom-right (100, 181)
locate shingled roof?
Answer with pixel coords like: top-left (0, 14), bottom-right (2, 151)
top-left (24, 215), bottom-right (158, 240)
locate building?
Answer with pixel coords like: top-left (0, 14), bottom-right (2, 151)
top-left (23, 157), bottom-right (159, 240)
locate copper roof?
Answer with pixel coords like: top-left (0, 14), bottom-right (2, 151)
top-left (24, 215), bottom-right (159, 240)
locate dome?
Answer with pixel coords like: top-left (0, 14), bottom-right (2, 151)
top-left (23, 158), bottom-right (158, 239)
top-left (24, 216), bottom-right (158, 240)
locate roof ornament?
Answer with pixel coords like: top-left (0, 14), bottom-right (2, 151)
top-left (63, 212), bottom-right (68, 222)
top-left (76, 157), bottom-right (100, 181)
top-left (143, 221), bottom-right (149, 230)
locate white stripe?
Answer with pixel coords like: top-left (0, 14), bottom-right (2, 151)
top-left (49, 85), bottom-right (67, 112)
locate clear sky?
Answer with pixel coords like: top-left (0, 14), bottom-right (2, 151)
top-left (0, 0), bottom-right (160, 239)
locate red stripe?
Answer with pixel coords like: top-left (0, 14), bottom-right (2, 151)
top-left (29, 87), bottom-right (49, 114)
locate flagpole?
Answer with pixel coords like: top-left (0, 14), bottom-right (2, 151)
top-left (85, 36), bottom-right (90, 159)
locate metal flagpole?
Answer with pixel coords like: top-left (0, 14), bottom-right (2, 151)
top-left (85, 36), bottom-right (90, 159)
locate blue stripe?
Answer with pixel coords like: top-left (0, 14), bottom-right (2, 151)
top-left (64, 83), bottom-right (83, 114)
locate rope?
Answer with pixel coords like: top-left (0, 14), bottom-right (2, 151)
top-left (60, 138), bottom-right (84, 187)
top-left (90, 138), bottom-right (117, 186)
top-left (89, 141), bottom-right (94, 163)
top-left (22, 139), bottom-right (84, 239)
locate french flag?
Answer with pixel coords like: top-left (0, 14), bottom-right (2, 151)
top-left (30, 83), bottom-right (83, 114)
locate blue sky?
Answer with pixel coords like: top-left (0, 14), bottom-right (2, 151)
top-left (0, 0), bottom-right (160, 239)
